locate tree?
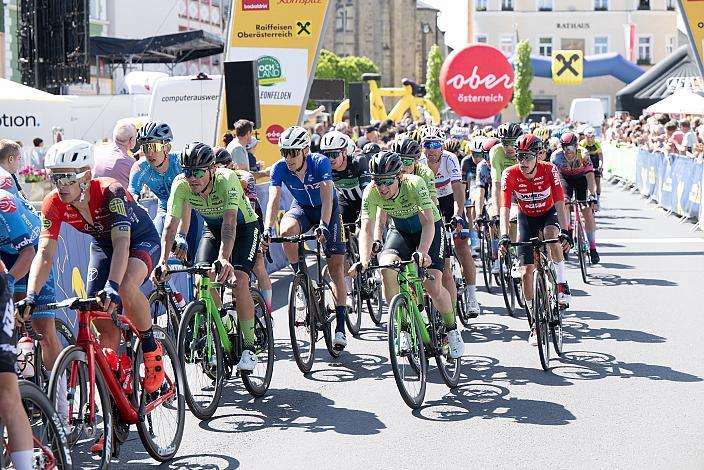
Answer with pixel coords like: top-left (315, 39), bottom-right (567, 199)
top-left (513, 40), bottom-right (534, 121)
top-left (425, 44), bottom-right (445, 112)
top-left (313, 49), bottom-right (379, 96)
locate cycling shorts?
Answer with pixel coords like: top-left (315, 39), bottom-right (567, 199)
top-left (339, 200), bottom-right (362, 226)
top-left (516, 206), bottom-right (560, 265)
top-left (439, 194), bottom-right (469, 246)
top-left (381, 220), bottom-right (445, 272)
top-left (562, 174), bottom-right (588, 201)
top-left (0, 278), bottom-right (15, 373)
top-left (589, 155), bottom-right (602, 177)
top-left (282, 200), bottom-right (346, 256)
top-left (251, 197), bottom-right (265, 235)
top-left (86, 239), bottom-right (161, 297)
top-left (195, 221), bottom-right (260, 275)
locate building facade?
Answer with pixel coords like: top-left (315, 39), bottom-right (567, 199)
top-left (470, 0), bottom-right (678, 119)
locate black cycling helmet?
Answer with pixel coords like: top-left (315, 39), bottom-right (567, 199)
top-left (369, 151), bottom-right (403, 177)
top-left (496, 122), bottom-right (523, 140)
top-left (560, 131), bottom-right (579, 147)
top-left (515, 134), bottom-right (543, 153)
top-left (442, 138), bottom-right (462, 156)
top-left (181, 142), bottom-right (215, 168)
top-left (213, 146), bottom-right (232, 165)
top-left (362, 142), bottom-right (382, 156)
top-left (138, 121), bottom-right (173, 144)
top-left (392, 138), bottom-right (421, 158)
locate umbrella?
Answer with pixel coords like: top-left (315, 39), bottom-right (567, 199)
top-left (646, 87), bottom-right (704, 115)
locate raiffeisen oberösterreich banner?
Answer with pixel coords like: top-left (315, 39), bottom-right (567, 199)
top-left (217, 0), bottom-right (332, 167)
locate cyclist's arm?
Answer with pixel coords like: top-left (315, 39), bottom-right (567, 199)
top-left (219, 209), bottom-right (238, 261)
top-left (358, 155), bottom-right (371, 190)
top-left (107, 226), bottom-right (130, 287)
top-left (359, 216), bottom-right (374, 266)
top-left (159, 214), bottom-right (180, 265)
top-left (26, 238), bottom-right (57, 296)
top-left (319, 180), bottom-right (334, 226)
top-left (452, 182), bottom-right (465, 218)
top-left (417, 207), bottom-right (436, 255)
top-left (7, 245), bottom-right (35, 281)
top-left (374, 210), bottom-right (387, 242)
top-left (176, 201), bottom-right (192, 236)
top-left (265, 185), bottom-right (281, 231)
top-left (476, 187), bottom-right (486, 217)
top-left (586, 172), bottom-right (597, 196)
top-left (128, 165), bottom-right (142, 201)
top-left (499, 207), bottom-right (511, 237)
top-left (554, 201), bottom-right (569, 229)
top-left (491, 183), bottom-right (501, 218)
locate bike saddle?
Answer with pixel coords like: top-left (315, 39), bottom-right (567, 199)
top-left (362, 73), bottom-right (381, 82)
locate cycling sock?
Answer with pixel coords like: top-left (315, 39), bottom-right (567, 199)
top-left (467, 284), bottom-right (477, 301)
top-left (241, 318), bottom-right (255, 350)
top-left (261, 289), bottom-right (272, 312)
top-left (11, 449), bottom-right (32, 470)
top-left (291, 262), bottom-right (300, 273)
top-left (441, 310), bottom-right (456, 329)
top-left (335, 305), bottom-right (346, 333)
top-left (140, 328), bottom-right (158, 353)
top-left (555, 261), bottom-right (567, 284)
top-left (587, 231), bottom-right (596, 250)
top-left (491, 239), bottom-right (499, 258)
top-left (469, 230), bottom-right (478, 247)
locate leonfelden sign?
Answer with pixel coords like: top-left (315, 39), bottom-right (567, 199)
top-left (439, 44), bottom-right (514, 120)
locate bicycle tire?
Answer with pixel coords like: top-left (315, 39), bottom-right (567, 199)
top-left (480, 226), bottom-right (494, 293)
top-left (320, 266), bottom-right (342, 359)
top-left (427, 300), bottom-right (461, 388)
top-left (533, 274), bottom-right (550, 371)
top-left (177, 301), bottom-right (224, 420)
top-left (148, 289), bottom-right (181, 341)
top-left (54, 317), bottom-right (76, 348)
top-left (546, 273), bottom-right (564, 356)
top-left (456, 282), bottom-right (472, 329)
top-left (48, 346), bottom-right (113, 469)
top-left (288, 273), bottom-right (316, 373)
top-left (345, 247), bottom-right (362, 336)
top-left (367, 269), bottom-right (384, 325)
top-left (18, 380), bottom-right (73, 470)
top-left (387, 294), bottom-right (426, 409)
top-left (576, 220), bottom-right (589, 284)
top-left (241, 288), bottom-right (274, 398)
top-left (499, 253), bottom-right (516, 316)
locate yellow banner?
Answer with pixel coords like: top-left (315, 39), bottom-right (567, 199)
top-left (551, 50), bottom-right (583, 85)
top-left (217, 0), bottom-right (332, 168)
top-left (678, 0), bottom-right (704, 78)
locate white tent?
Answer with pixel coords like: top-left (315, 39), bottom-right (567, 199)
top-left (646, 88), bottom-right (704, 115)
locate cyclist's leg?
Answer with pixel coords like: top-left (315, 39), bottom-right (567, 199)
top-left (424, 221), bottom-right (454, 327)
top-left (438, 197), bottom-right (457, 309)
top-left (378, 228), bottom-right (410, 303)
top-left (325, 209), bottom-right (348, 335)
top-left (86, 242), bottom-right (120, 351)
top-left (30, 268), bottom-right (60, 370)
top-left (280, 201), bottom-right (308, 272)
top-left (251, 199), bottom-right (272, 310)
top-left (454, 231), bottom-right (477, 290)
top-left (230, 222), bottom-right (259, 353)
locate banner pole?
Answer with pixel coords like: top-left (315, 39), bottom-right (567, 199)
top-left (213, 0), bottom-right (237, 145)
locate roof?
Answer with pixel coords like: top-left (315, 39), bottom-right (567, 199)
top-left (416, 0), bottom-right (440, 11)
top-left (0, 78), bottom-right (71, 102)
top-left (90, 30), bottom-right (224, 65)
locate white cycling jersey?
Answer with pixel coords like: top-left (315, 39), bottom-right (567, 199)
top-left (420, 150), bottom-right (462, 198)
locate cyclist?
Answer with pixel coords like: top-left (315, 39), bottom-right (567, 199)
top-left (395, 138), bottom-right (437, 202)
top-left (262, 126), bottom-right (349, 350)
top-left (499, 134), bottom-right (572, 345)
top-left (532, 127), bottom-right (552, 161)
top-left (490, 122), bottom-right (523, 214)
top-left (129, 121), bottom-right (202, 262)
top-left (474, 137), bottom-right (501, 269)
top-left (362, 142), bottom-right (381, 158)
top-left (580, 127), bottom-right (603, 205)
top-left (459, 136), bottom-right (484, 256)
top-left (354, 151), bottom-right (464, 358)
top-left (551, 132), bottom-right (600, 264)
top-left (156, 142), bottom-right (261, 371)
top-left (420, 128), bottom-right (480, 318)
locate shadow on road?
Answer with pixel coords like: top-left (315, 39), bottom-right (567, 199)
top-left (564, 310), bottom-right (620, 321)
top-left (128, 453), bottom-right (240, 469)
top-left (589, 273), bottom-right (678, 287)
top-left (562, 319), bottom-right (666, 344)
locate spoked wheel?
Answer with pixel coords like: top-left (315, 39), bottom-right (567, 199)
top-left (387, 294), bottom-right (427, 409)
top-left (479, 227), bottom-right (494, 293)
top-left (148, 289), bottom-right (180, 341)
top-left (512, 259), bottom-right (526, 309)
top-left (499, 253), bottom-right (516, 316)
top-left (576, 221), bottom-right (589, 284)
top-left (366, 268), bottom-right (384, 325)
top-left (344, 256), bottom-right (362, 336)
top-left (427, 300), bottom-right (461, 388)
top-left (547, 279), bottom-right (564, 356)
top-left (321, 266), bottom-right (342, 359)
top-left (533, 274), bottom-right (551, 371)
top-left (134, 326), bottom-right (185, 462)
top-left (456, 281), bottom-right (472, 329)
top-left (177, 301), bottom-right (224, 420)
top-left (241, 288), bottom-right (275, 397)
top-left (288, 273), bottom-right (316, 373)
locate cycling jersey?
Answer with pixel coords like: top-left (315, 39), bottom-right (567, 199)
top-left (420, 150), bottom-right (461, 198)
top-left (501, 161), bottom-right (565, 217)
top-left (0, 189), bottom-right (40, 254)
top-left (331, 154), bottom-right (371, 205)
top-left (460, 156), bottom-right (477, 182)
top-left (40, 178), bottom-right (156, 248)
top-left (0, 167), bottom-right (22, 198)
top-left (361, 174), bottom-right (441, 233)
top-left (474, 159), bottom-right (492, 190)
top-left (490, 144), bottom-right (517, 184)
top-left (550, 149), bottom-right (594, 177)
top-left (129, 152), bottom-right (182, 211)
top-left (413, 162), bottom-right (437, 200)
top-left (235, 169), bottom-right (258, 200)
top-left (270, 153), bottom-right (338, 207)
top-left (168, 168), bottom-right (258, 227)
top-left (580, 139), bottom-right (602, 158)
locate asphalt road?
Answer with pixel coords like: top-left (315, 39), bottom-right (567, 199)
top-left (108, 179), bottom-right (704, 469)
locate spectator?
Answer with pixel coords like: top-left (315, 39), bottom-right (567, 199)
top-left (30, 138), bottom-right (45, 169)
top-left (92, 118), bottom-right (138, 188)
top-left (356, 125), bottom-right (378, 149)
top-left (226, 119), bottom-right (253, 171)
top-left (680, 120), bottom-right (698, 157)
top-left (222, 132), bottom-right (234, 148)
top-left (0, 139), bottom-right (27, 199)
top-left (310, 123), bottom-right (325, 153)
top-left (664, 120), bottom-right (684, 154)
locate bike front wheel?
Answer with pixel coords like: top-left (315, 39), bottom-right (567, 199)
top-left (241, 288), bottom-right (275, 397)
top-left (499, 253), bottom-right (516, 316)
top-left (288, 274), bottom-right (316, 373)
top-left (533, 274), bottom-right (551, 371)
top-left (479, 227), bottom-right (494, 293)
top-left (428, 302), bottom-right (461, 388)
top-left (367, 269), bottom-right (384, 325)
top-left (576, 220), bottom-right (589, 284)
top-left (148, 289), bottom-right (181, 341)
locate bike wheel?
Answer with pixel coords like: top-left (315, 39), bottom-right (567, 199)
top-left (288, 274), bottom-right (316, 373)
top-left (321, 266), bottom-right (342, 359)
top-left (148, 289), bottom-right (180, 341)
top-left (367, 269), bottom-right (384, 325)
top-left (345, 267), bottom-right (362, 336)
top-left (499, 254), bottom-right (515, 316)
top-left (177, 301), bottom-right (224, 420)
top-left (18, 380), bottom-right (73, 470)
top-left (576, 221), bottom-right (589, 284)
top-left (456, 280), bottom-right (472, 329)
top-left (547, 276), bottom-right (564, 356)
top-left (533, 274), bottom-right (551, 371)
top-left (480, 227), bottom-right (494, 293)
top-left (428, 302), bottom-right (461, 388)
top-left (133, 326), bottom-right (185, 462)
top-left (387, 294), bottom-right (427, 409)
top-left (48, 346), bottom-right (113, 468)
top-left (241, 288), bottom-right (275, 398)
top-left (54, 318), bottom-right (76, 348)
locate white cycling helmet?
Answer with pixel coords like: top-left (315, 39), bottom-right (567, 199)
top-left (345, 135), bottom-right (356, 155)
top-left (45, 139), bottom-right (94, 170)
top-left (320, 131), bottom-right (348, 152)
top-left (421, 126), bottom-right (446, 142)
top-left (278, 126), bottom-right (311, 150)
top-left (584, 127), bottom-right (596, 137)
top-left (471, 136), bottom-right (487, 154)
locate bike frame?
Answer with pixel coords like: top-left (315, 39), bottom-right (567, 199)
top-left (191, 274), bottom-right (235, 359)
top-left (394, 264), bottom-right (431, 347)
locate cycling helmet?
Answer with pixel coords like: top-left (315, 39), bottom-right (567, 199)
top-left (181, 142), bottom-right (215, 168)
top-left (369, 151), bottom-right (403, 177)
top-left (483, 125), bottom-right (494, 135)
top-left (278, 126), bottom-right (311, 150)
top-left (547, 137), bottom-right (560, 151)
top-left (532, 126), bottom-right (551, 142)
top-left (421, 126), bottom-right (445, 142)
top-left (320, 131), bottom-right (348, 151)
top-left (443, 138), bottom-right (462, 155)
top-left (138, 121), bottom-right (173, 143)
top-left (362, 142), bottom-right (382, 156)
top-left (213, 146), bottom-right (232, 166)
top-left (515, 134), bottom-right (543, 153)
top-left (584, 127), bottom-right (596, 137)
top-left (345, 135), bottom-right (356, 155)
top-left (496, 122), bottom-right (523, 140)
top-left (482, 137), bottom-right (500, 153)
top-left (560, 132), bottom-right (579, 147)
top-left (576, 124), bottom-right (588, 135)
top-left (45, 139), bottom-right (94, 170)
top-left (392, 138), bottom-right (421, 158)
top-left (470, 136), bottom-right (487, 154)
top-left (409, 128), bottom-right (424, 143)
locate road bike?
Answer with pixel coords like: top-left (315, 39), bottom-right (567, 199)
top-left (476, 215), bottom-right (498, 294)
top-left (567, 198), bottom-right (593, 284)
top-left (342, 223), bottom-right (384, 331)
top-left (497, 246), bottom-right (526, 317)
top-left (510, 238), bottom-right (564, 370)
top-left (365, 254), bottom-right (461, 409)
top-left (147, 272), bottom-right (186, 342)
top-left (45, 295), bottom-right (185, 467)
top-left (446, 223), bottom-right (472, 329)
top-left (174, 262), bottom-right (273, 420)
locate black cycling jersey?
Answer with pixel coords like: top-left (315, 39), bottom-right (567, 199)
top-left (460, 155), bottom-right (477, 182)
top-left (331, 153), bottom-right (371, 205)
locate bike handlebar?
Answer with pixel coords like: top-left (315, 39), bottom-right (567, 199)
top-left (509, 237), bottom-right (562, 248)
top-left (361, 253), bottom-right (435, 281)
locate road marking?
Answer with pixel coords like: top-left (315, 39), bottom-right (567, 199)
top-left (600, 238), bottom-right (704, 244)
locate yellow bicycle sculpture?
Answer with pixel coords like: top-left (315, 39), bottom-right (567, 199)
top-left (333, 73), bottom-right (441, 125)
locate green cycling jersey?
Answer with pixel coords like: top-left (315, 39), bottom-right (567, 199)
top-left (490, 143), bottom-right (517, 184)
top-left (361, 174), bottom-right (441, 233)
top-left (413, 162), bottom-right (437, 200)
top-left (580, 138), bottom-right (603, 156)
top-left (168, 167), bottom-right (258, 226)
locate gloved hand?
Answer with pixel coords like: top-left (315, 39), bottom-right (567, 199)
top-left (499, 235), bottom-right (511, 256)
top-left (315, 224), bottom-right (330, 242)
top-left (560, 229), bottom-right (574, 249)
top-left (97, 280), bottom-right (121, 313)
top-left (451, 216), bottom-right (466, 229)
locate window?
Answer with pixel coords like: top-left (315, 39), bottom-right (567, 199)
top-left (666, 35), bottom-right (676, 55)
top-left (334, 4), bottom-right (354, 33)
top-left (537, 0), bottom-right (553, 11)
top-left (637, 0), bottom-right (650, 10)
top-left (538, 37), bottom-right (553, 56)
top-left (500, 35), bottom-right (514, 56)
top-left (476, 0), bottom-right (487, 11)
top-left (593, 36), bottom-right (609, 55)
top-left (637, 35), bottom-right (652, 65)
top-left (666, 0), bottom-right (675, 10)
top-left (475, 34), bottom-right (488, 44)
top-left (501, 0), bottom-right (514, 11)
top-left (594, 0), bottom-right (608, 11)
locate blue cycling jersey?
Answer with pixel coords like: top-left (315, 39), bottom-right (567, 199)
top-left (129, 152), bottom-right (182, 211)
top-left (0, 168), bottom-right (22, 199)
top-left (270, 153), bottom-right (338, 207)
top-left (0, 189), bottom-right (41, 254)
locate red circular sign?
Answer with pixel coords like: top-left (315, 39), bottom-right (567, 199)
top-left (439, 44), bottom-right (514, 119)
top-left (265, 124), bottom-right (284, 145)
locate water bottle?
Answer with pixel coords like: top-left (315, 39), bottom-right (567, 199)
top-left (119, 352), bottom-right (133, 395)
top-left (17, 336), bottom-right (34, 378)
top-left (104, 348), bottom-right (126, 392)
top-left (295, 289), bottom-right (307, 317)
top-left (173, 291), bottom-right (187, 310)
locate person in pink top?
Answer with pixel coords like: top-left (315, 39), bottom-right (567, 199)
top-left (92, 119), bottom-right (138, 188)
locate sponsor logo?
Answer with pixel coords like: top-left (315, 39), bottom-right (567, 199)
top-left (109, 198), bottom-right (127, 217)
top-left (87, 268), bottom-right (98, 282)
top-left (238, 23), bottom-right (294, 39)
top-left (257, 56), bottom-right (286, 86)
top-left (41, 217), bottom-right (52, 231)
top-left (266, 124), bottom-right (284, 144)
top-left (0, 177), bottom-right (14, 189)
top-left (0, 114), bottom-right (39, 128)
top-left (0, 197), bottom-right (17, 213)
top-left (15, 236), bottom-right (33, 250)
top-left (161, 94), bottom-right (219, 103)
top-left (243, 0), bottom-right (269, 10)
top-left (296, 20), bottom-right (311, 35)
top-left (277, 0), bottom-right (322, 4)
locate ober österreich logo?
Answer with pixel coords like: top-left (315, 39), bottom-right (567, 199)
top-left (242, 0), bottom-right (269, 11)
top-left (266, 125), bottom-right (284, 145)
top-left (257, 56), bottom-right (286, 86)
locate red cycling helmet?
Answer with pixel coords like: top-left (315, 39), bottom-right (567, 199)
top-left (482, 137), bottom-right (500, 153)
top-left (515, 134), bottom-right (543, 153)
top-left (560, 132), bottom-right (579, 147)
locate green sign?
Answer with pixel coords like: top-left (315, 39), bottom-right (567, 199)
top-left (257, 56), bottom-right (286, 87)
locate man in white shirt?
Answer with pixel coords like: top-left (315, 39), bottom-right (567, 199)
top-left (225, 119), bottom-right (253, 170)
top-left (680, 119), bottom-right (699, 157)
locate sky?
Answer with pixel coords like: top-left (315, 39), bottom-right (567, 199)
top-left (423, 0), bottom-right (468, 50)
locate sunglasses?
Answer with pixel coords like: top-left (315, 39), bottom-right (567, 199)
top-left (423, 141), bottom-right (442, 149)
top-left (516, 152), bottom-right (537, 162)
top-left (49, 170), bottom-right (89, 187)
top-left (140, 142), bottom-right (167, 153)
top-left (564, 145), bottom-right (577, 152)
top-left (374, 177), bottom-right (397, 187)
top-left (281, 148), bottom-right (303, 159)
top-left (501, 139), bottom-right (516, 146)
top-left (471, 151), bottom-right (485, 159)
top-left (401, 157), bottom-right (416, 166)
top-left (323, 150), bottom-right (344, 159)
top-left (183, 168), bottom-right (207, 178)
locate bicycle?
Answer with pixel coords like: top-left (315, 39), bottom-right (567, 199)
top-left (364, 253), bottom-right (461, 409)
top-left (333, 74), bottom-right (441, 125)
top-left (445, 223), bottom-right (472, 329)
top-left (267, 233), bottom-right (342, 374)
top-left (45, 295), bottom-right (185, 467)
top-left (147, 273), bottom-right (185, 342)
top-left (342, 223), bottom-right (384, 331)
top-left (566, 198), bottom-right (593, 284)
top-left (476, 215), bottom-right (497, 294)
top-left (510, 237), bottom-right (564, 371)
top-left (497, 245), bottom-right (526, 317)
top-left (173, 262), bottom-right (273, 420)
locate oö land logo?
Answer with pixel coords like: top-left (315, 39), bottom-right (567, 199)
top-left (257, 56), bottom-right (287, 86)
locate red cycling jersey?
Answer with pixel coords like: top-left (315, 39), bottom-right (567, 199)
top-left (501, 161), bottom-right (565, 217)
